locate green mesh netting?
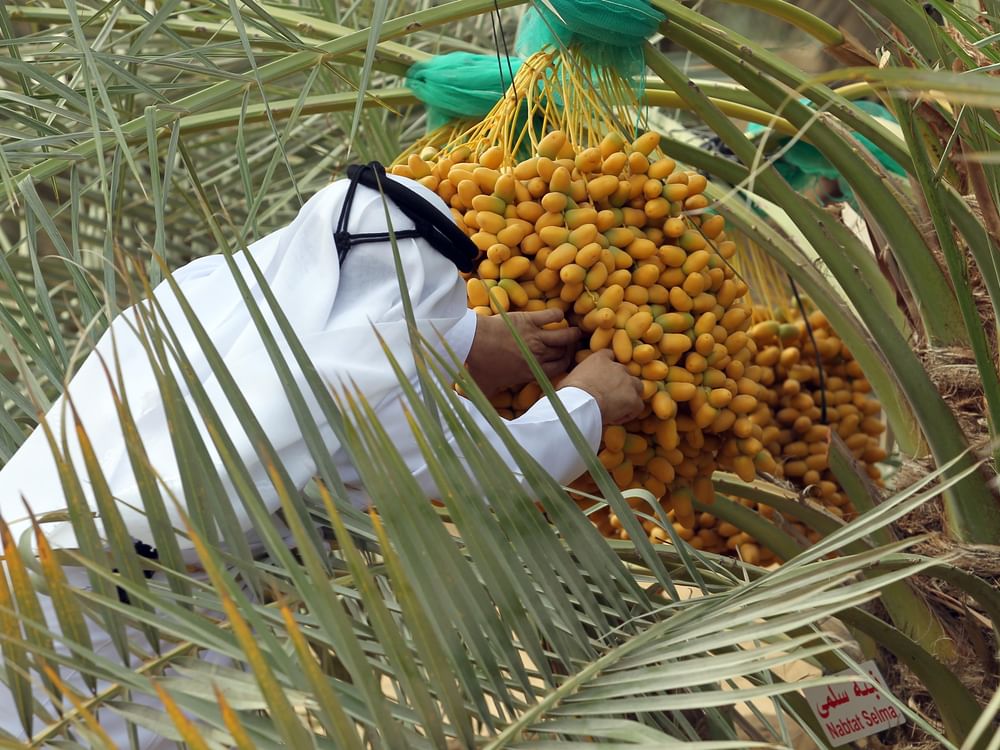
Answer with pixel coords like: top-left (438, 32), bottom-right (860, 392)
top-left (406, 52), bottom-right (524, 130)
top-left (746, 100), bottom-right (906, 208)
top-left (514, 0), bottom-right (665, 78)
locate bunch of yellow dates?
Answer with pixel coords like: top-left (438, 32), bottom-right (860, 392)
top-left (748, 308), bottom-right (886, 520)
top-left (392, 128), bottom-right (781, 560)
top-left (579, 309), bottom-right (888, 565)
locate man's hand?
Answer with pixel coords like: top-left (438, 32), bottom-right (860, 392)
top-left (466, 309), bottom-right (581, 396)
top-left (560, 350), bottom-right (644, 425)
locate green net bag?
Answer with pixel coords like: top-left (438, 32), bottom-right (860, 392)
top-left (514, 0), bottom-right (664, 77)
top-left (406, 52), bottom-right (524, 130)
top-left (746, 100), bottom-right (906, 207)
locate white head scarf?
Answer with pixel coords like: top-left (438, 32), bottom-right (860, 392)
top-left (0, 174), bottom-right (473, 550)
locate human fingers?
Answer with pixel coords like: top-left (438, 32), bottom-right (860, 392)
top-left (539, 345), bottom-right (571, 363)
top-left (541, 348), bottom-right (575, 377)
top-left (610, 382), bottom-right (645, 424)
top-left (538, 324), bottom-right (582, 349)
top-left (522, 307), bottom-right (565, 328)
top-left (608, 364), bottom-right (644, 423)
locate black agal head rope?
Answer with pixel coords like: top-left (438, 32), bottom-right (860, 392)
top-left (334, 161), bottom-right (479, 273)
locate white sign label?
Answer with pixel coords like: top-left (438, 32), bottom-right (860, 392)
top-left (802, 660), bottom-right (906, 745)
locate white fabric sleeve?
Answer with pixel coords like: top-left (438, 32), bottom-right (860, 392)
top-left (489, 387), bottom-right (603, 485)
top-left (406, 386), bottom-right (603, 500)
top-left (446, 308), bottom-right (480, 363)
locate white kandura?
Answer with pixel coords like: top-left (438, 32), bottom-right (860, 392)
top-left (0, 173), bottom-right (601, 553)
top-left (0, 173), bottom-right (602, 748)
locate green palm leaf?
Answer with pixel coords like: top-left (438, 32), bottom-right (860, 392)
top-left (1, 1), bottom-right (998, 748)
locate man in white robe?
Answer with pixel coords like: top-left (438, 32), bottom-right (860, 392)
top-left (0, 167), bottom-right (642, 747)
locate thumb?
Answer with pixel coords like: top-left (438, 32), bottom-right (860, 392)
top-left (525, 307), bottom-right (565, 327)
